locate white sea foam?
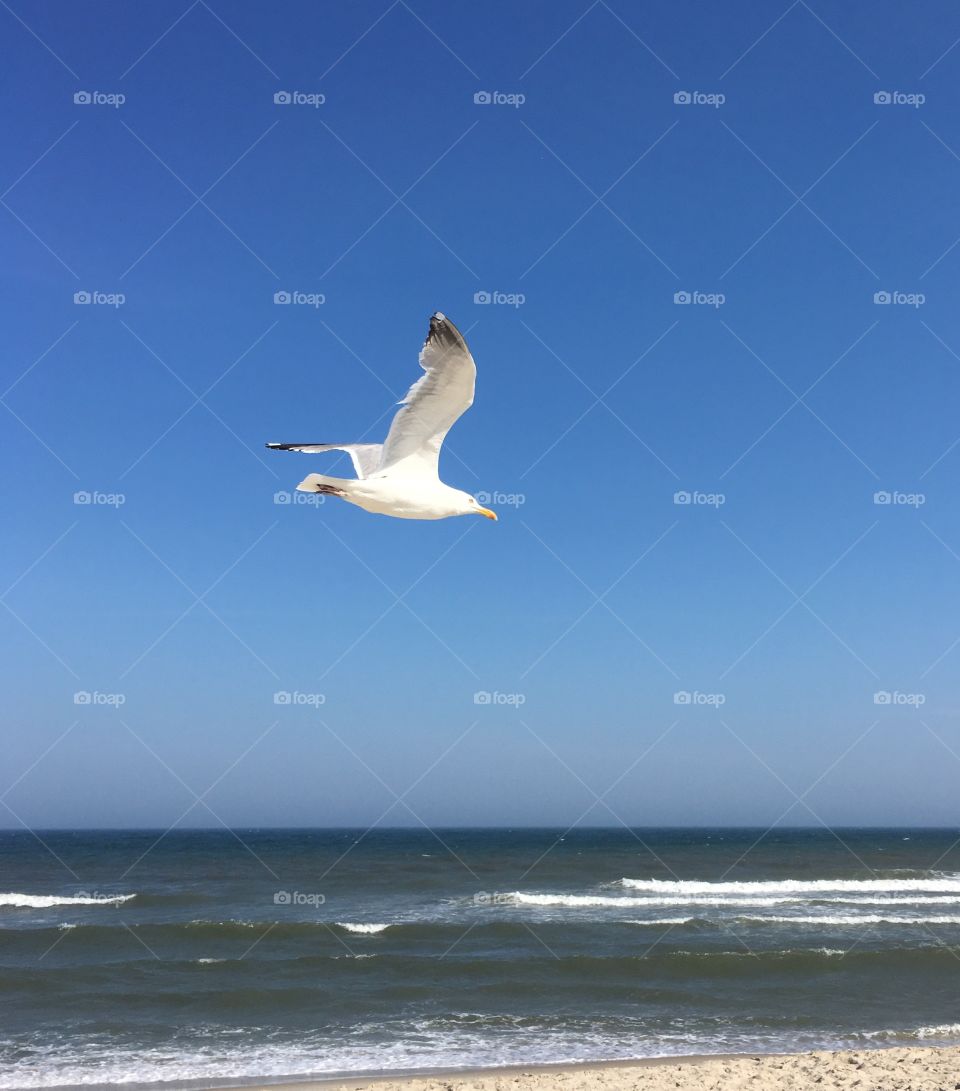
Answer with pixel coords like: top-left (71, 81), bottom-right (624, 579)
top-left (744, 914), bottom-right (960, 925)
top-left (509, 891), bottom-right (960, 909)
top-left (628, 916), bottom-right (960, 925)
top-left (624, 914), bottom-right (960, 926)
top-left (625, 917), bottom-right (697, 926)
top-left (0, 892), bottom-right (135, 908)
top-left (621, 877), bottom-right (960, 895)
top-left (512, 893), bottom-right (719, 908)
top-left (915, 1022), bottom-right (960, 1038)
top-left (865, 1022), bottom-right (960, 1041)
top-left (336, 922), bottom-right (391, 934)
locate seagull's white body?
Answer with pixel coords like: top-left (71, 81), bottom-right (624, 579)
top-left (267, 313), bottom-right (497, 522)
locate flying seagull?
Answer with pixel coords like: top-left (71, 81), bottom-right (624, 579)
top-left (267, 312), bottom-right (497, 522)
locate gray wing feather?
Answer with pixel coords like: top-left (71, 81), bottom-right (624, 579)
top-left (378, 313), bottom-right (476, 478)
top-left (265, 442), bottom-right (382, 479)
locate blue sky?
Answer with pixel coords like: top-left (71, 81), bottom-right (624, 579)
top-left (4, 0), bottom-right (960, 829)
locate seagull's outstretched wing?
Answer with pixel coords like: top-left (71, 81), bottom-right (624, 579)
top-left (378, 312), bottom-right (476, 478)
top-left (265, 442), bottom-right (382, 479)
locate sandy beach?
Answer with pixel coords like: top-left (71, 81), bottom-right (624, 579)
top-left (242, 1046), bottom-right (960, 1091)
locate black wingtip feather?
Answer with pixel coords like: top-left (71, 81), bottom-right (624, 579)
top-left (265, 443), bottom-right (329, 451)
top-left (425, 312), bottom-right (467, 353)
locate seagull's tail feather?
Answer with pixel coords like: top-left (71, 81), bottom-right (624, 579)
top-left (296, 473), bottom-right (352, 496)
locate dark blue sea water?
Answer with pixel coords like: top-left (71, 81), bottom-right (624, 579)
top-left (2, 827), bottom-right (960, 1089)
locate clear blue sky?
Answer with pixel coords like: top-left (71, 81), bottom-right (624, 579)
top-left (4, 0), bottom-right (960, 829)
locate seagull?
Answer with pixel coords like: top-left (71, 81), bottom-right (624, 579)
top-left (267, 312), bottom-right (497, 522)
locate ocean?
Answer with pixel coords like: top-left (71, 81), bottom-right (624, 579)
top-left (2, 827), bottom-right (960, 1089)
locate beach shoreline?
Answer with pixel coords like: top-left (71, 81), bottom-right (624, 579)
top-left (215, 1044), bottom-right (960, 1091)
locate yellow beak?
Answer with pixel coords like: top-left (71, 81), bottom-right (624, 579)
top-left (477, 507), bottom-right (498, 521)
